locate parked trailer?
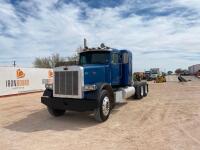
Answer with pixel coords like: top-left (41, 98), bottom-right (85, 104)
top-left (41, 43), bottom-right (149, 122)
top-left (188, 64), bottom-right (200, 75)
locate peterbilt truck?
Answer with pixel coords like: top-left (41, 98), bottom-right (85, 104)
top-left (41, 43), bottom-right (148, 122)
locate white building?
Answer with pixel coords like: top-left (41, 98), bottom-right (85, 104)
top-left (188, 64), bottom-right (200, 74)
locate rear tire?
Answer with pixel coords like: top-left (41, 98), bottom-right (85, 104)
top-left (134, 85), bottom-right (143, 99)
top-left (94, 90), bottom-right (111, 122)
top-left (47, 107), bottom-right (65, 117)
top-left (143, 84), bottom-right (148, 97)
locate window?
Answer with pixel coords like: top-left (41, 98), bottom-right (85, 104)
top-left (122, 53), bottom-right (129, 64)
top-left (91, 53), bottom-right (108, 64)
top-left (79, 51), bottom-right (110, 65)
top-left (112, 53), bottom-right (119, 64)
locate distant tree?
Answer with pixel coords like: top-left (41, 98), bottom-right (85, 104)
top-left (67, 54), bottom-right (79, 62)
top-left (33, 47), bottom-right (82, 68)
top-left (175, 68), bottom-right (183, 74)
top-left (61, 47), bottom-right (80, 66)
top-left (167, 71), bottom-right (173, 75)
top-left (55, 53), bottom-right (79, 67)
top-left (33, 57), bottom-right (50, 68)
top-left (33, 53), bottom-right (65, 68)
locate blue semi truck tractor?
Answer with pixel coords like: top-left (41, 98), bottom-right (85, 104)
top-left (41, 43), bottom-right (148, 122)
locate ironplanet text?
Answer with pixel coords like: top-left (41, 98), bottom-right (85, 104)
top-left (6, 80), bottom-right (29, 88)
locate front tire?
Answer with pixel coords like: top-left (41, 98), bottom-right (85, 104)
top-left (47, 107), bottom-right (65, 117)
top-left (43, 89), bottom-right (53, 97)
top-left (94, 90), bottom-right (111, 122)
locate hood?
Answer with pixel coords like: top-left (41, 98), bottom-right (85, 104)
top-left (83, 64), bottom-right (107, 84)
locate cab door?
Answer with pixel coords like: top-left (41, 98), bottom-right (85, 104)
top-left (111, 52), bottom-right (121, 85)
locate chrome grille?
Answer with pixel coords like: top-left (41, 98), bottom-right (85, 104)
top-left (54, 71), bottom-right (78, 95)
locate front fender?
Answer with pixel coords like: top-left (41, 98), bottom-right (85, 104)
top-left (84, 83), bottom-right (114, 105)
top-left (96, 83), bottom-right (114, 107)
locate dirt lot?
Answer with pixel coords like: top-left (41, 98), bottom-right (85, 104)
top-left (0, 81), bottom-right (200, 150)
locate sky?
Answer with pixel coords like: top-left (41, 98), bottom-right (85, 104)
top-left (0, 0), bottom-right (200, 72)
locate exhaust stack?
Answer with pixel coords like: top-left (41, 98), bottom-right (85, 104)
top-left (84, 38), bottom-right (87, 49)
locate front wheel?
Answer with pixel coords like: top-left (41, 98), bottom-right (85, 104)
top-left (47, 107), bottom-right (65, 117)
top-left (94, 90), bottom-right (111, 122)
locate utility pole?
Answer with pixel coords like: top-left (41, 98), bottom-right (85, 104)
top-left (13, 61), bottom-right (16, 67)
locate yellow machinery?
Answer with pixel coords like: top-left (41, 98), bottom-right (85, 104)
top-left (155, 75), bottom-right (166, 83)
top-left (133, 72), bottom-right (145, 81)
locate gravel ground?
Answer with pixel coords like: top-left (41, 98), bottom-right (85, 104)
top-left (0, 81), bottom-right (200, 150)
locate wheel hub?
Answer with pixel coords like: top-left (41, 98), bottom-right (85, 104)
top-left (141, 86), bottom-right (144, 96)
top-left (102, 96), bottom-right (110, 116)
top-left (145, 85), bottom-right (148, 94)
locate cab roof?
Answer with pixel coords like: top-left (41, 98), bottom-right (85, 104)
top-left (79, 48), bottom-right (130, 54)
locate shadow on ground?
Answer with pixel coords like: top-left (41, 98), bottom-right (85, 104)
top-left (4, 103), bottom-right (125, 133)
top-left (4, 109), bottom-right (99, 133)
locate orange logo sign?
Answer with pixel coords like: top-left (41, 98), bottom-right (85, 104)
top-left (48, 70), bottom-right (53, 78)
top-left (16, 69), bottom-right (25, 79)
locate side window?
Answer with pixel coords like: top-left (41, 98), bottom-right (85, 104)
top-left (112, 53), bottom-right (119, 64)
top-left (123, 53), bottom-right (129, 64)
top-left (80, 56), bottom-right (87, 65)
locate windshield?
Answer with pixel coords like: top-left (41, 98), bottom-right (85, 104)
top-left (79, 51), bottom-right (110, 65)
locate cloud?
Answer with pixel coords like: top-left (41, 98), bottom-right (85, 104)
top-left (140, 50), bottom-right (180, 55)
top-left (0, 0), bottom-right (200, 71)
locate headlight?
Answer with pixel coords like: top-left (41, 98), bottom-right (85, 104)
top-left (84, 85), bottom-right (97, 91)
top-left (45, 84), bottom-right (53, 90)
